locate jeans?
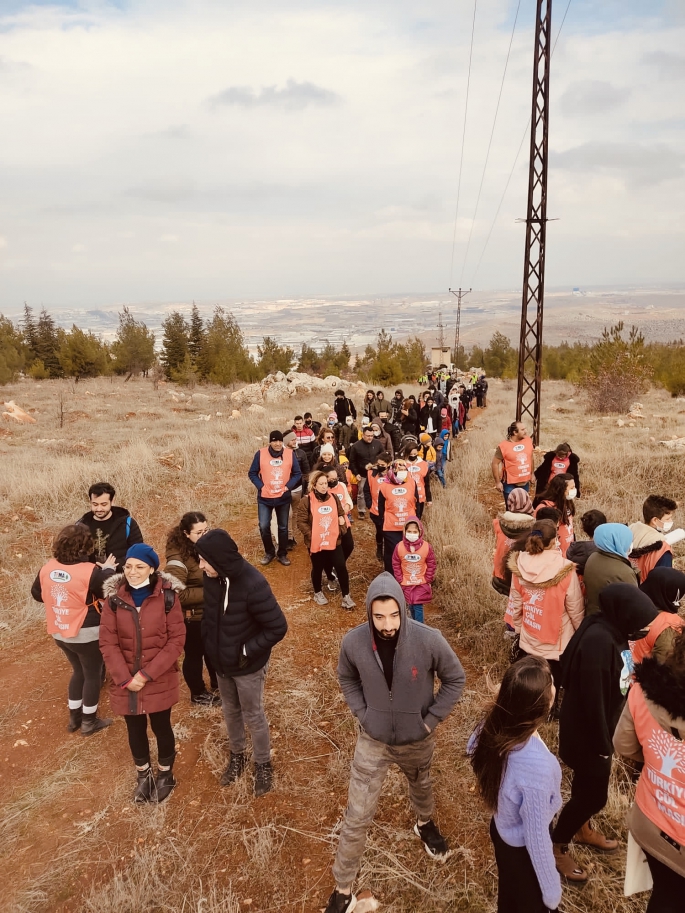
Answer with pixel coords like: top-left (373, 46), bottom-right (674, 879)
top-left (551, 768), bottom-right (611, 844)
top-left (216, 665), bottom-right (271, 765)
top-left (258, 499), bottom-right (290, 558)
top-left (55, 638), bottom-right (103, 711)
top-left (124, 708), bottom-right (175, 766)
top-left (182, 618), bottom-right (218, 697)
top-left (408, 603), bottom-right (424, 623)
top-left (271, 489), bottom-right (302, 540)
top-left (356, 476), bottom-right (368, 514)
top-left (645, 852), bottom-right (685, 913)
top-left (332, 729), bottom-right (435, 889)
top-left (503, 481), bottom-right (530, 509)
top-left (490, 818), bottom-right (556, 912)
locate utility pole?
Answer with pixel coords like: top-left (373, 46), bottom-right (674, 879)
top-left (449, 287), bottom-right (471, 368)
top-left (516, 0), bottom-right (552, 446)
top-left (437, 309), bottom-right (445, 351)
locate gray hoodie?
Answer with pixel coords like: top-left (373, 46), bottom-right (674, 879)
top-left (337, 572), bottom-right (465, 745)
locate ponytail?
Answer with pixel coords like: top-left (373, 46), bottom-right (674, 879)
top-left (523, 520), bottom-right (557, 555)
top-left (506, 421), bottom-right (519, 440)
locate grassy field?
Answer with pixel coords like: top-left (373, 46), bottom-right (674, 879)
top-left (0, 374), bottom-right (683, 912)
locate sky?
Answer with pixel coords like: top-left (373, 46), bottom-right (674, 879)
top-left (0, 0), bottom-right (684, 308)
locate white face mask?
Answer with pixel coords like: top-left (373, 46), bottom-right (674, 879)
top-left (660, 520), bottom-right (674, 532)
top-left (567, 488), bottom-right (577, 500)
top-left (405, 532), bottom-right (420, 542)
top-left (396, 470), bottom-right (408, 482)
top-left (373, 431), bottom-right (381, 437)
top-left (130, 577), bottom-right (151, 589)
top-left (345, 417), bottom-right (353, 426)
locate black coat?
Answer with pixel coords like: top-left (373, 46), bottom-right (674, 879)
top-left (77, 506), bottom-right (143, 571)
top-left (534, 451), bottom-right (581, 500)
top-left (349, 438), bottom-right (384, 478)
top-left (196, 530), bottom-right (287, 677)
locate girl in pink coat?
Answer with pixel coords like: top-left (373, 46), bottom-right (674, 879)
top-left (392, 517), bottom-right (437, 623)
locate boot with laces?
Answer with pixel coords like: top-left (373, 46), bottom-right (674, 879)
top-left (220, 752), bottom-right (247, 786)
top-left (254, 761), bottom-right (273, 797)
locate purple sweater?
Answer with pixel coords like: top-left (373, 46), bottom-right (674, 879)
top-left (469, 732), bottom-right (562, 910)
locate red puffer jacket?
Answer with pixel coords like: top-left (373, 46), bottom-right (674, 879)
top-left (99, 572), bottom-right (186, 716)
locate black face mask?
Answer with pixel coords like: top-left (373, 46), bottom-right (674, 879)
top-left (408, 454), bottom-right (418, 462)
top-left (305, 420), bottom-right (312, 426)
top-left (327, 480), bottom-right (337, 489)
top-left (314, 489), bottom-right (329, 502)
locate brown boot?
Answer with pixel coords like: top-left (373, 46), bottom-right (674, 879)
top-left (553, 843), bottom-right (588, 882)
top-left (574, 820), bottom-right (619, 854)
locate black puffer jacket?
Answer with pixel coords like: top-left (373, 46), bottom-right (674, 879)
top-left (196, 529), bottom-right (287, 677)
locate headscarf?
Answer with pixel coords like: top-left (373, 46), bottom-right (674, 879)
top-left (593, 523), bottom-right (633, 558)
top-left (507, 487), bottom-right (534, 516)
top-left (640, 568), bottom-right (685, 614)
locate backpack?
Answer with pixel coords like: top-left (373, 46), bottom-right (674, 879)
top-left (109, 586), bottom-right (175, 613)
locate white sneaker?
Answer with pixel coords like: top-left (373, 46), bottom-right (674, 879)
top-left (313, 591), bottom-right (329, 605)
top-left (341, 595), bottom-right (356, 610)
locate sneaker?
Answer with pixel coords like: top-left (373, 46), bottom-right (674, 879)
top-left (414, 820), bottom-right (451, 862)
top-left (254, 761), bottom-right (273, 797)
top-left (324, 889), bottom-right (357, 913)
top-left (220, 752), bottom-right (247, 786)
top-left (341, 595), bottom-right (356, 610)
top-left (313, 591), bottom-right (329, 605)
top-left (191, 691), bottom-right (221, 707)
top-left (260, 554), bottom-right (275, 566)
top-left (277, 555), bottom-right (291, 566)
top-left (286, 538), bottom-right (296, 551)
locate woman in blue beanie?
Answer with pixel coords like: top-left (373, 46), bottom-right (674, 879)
top-left (99, 543), bottom-right (186, 803)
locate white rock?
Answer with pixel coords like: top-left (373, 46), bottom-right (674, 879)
top-left (231, 409), bottom-right (241, 418)
top-left (616, 419), bottom-right (625, 427)
top-left (263, 381), bottom-right (291, 403)
top-left (320, 403), bottom-right (331, 411)
top-left (231, 384), bottom-right (264, 406)
top-left (248, 404), bottom-right (266, 414)
top-left (191, 392), bottom-right (210, 401)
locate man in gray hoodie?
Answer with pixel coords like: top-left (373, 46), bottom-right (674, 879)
top-left (324, 572), bottom-right (466, 913)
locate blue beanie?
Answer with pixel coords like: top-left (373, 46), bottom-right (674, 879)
top-left (125, 543), bottom-right (160, 570)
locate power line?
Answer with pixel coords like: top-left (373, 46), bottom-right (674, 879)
top-left (470, 0), bottom-right (574, 286)
top-left (448, 0), bottom-right (478, 288)
top-left (459, 0), bottom-right (522, 285)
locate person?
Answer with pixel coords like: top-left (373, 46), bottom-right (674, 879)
top-left (633, 568), bottom-right (685, 664)
top-left (377, 411), bottom-right (398, 458)
top-left (375, 391), bottom-right (386, 414)
top-left (389, 389), bottom-right (405, 425)
top-left (507, 519), bottom-right (584, 688)
top-left (164, 512), bottom-right (219, 706)
top-left (33, 523), bottom-right (116, 735)
top-left (630, 495), bottom-right (680, 582)
top-left (419, 394), bottom-right (440, 438)
top-left (434, 436), bottom-right (447, 488)
top-left (378, 459), bottom-right (419, 574)
top-left (492, 490), bottom-right (535, 597)
top-left (400, 397), bottom-right (419, 438)
top-left (297, 471), bottom-right (356, 609)
top-left (613, 627), bottom-right (685, 912)
top-left (551, 584), bottom-right (657, 881)
top-left (392, 517), bottom-right (436, 623)
top-left (99, 544), bottom-right (186, 803)
top-left (334, 390), bottom-right (357, 424)
top-left (583, 523), bottom-right (638, 615)
top-left (468, 657), bottom-right (561, 913)
top-left (312, 425), bottom-right (339, 465)
top-left (566, 509), bottom-right (607, 578)
top-left (324, 466), bottom-right (355, 560)
top-left (338, 415), bottom-right (360, 456)
top-left (364, 451), bottom-right (392, 564)
top-left (78, 481), bottom-right (144, 571)
top-left (303, 411), bottom-right (321, 437)
top-left (370, 419), bottom-right (393, 457)
top-left (473, 376), bottom-right (485, 408)
top-left (349, 424), bottom-right (384, 520)
top-left (459, 384), bottom-right (472, 427)
top-left (290, 414), bottom-right (316, 456)
top-left (533, 443), bottom-right (581, 506)
top-left (492, 422), bottom-right (534, 507)
top-left (534, 474), bottom-right (576, 558)
top-left (418, 432), bottom-right (436, 465)
top-left (403, 442), bottom-right (432, 520)
top-left (314, 442), bottom-right (347, 483)
top-left (283, 431), bottom-right (310, 548)
top-left (195, 529), bottom-right (288, 797)
top-left (363, 390), bottom-right (381, 421)
top-left (324, 572), bottom-right (466, 913)
top-left (247, 430), bottom-right (302, 567)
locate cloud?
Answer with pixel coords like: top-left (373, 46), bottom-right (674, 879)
top-left (642, 51), bottom-right (685, 79)
top-left (552, 142), bottom-right (684, 186)
top-left (124, 178), bottom-right (196, 203)
top-left (153, 124), bottom-right (190, 139)
top-left (209, 78), bottom-right (341, 111)
top-left (560, 80), bottom-right (631, 116)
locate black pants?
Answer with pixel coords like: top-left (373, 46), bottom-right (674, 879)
top-left (383, 531), bottom-right (403, 573)
top-left (645, 852), bottom-right (685, 913)
top-left (370, 513), bottom-right (383, 548)
top-left (124, 708), bottom-right (175, 766)
top-left (182, 618), bottom-right (218, 697)
top-left (341, 529), bottom-right (354, 560)
top-left (55, 639), bottom-right (103, 709)
top-left (416, 502), bottom-right (425, 520)
top-left (490, 819), bottom-right (556, 912)
top-left (551, 768), bottom-right (610, 844)
top-left (310, 547), bottom-right (350, 596)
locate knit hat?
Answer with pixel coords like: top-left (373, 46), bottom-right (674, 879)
top-left (269, 430), bottom-right (283, 442)
top-left (283, 431), bottom-right (297, 446)
top-left (125, 543), bottom-right (160, 570)
top-left (320, 443), bottom-right (335, 457)
top-left (507, 488), bottom-right (534, 516)
top-left (328, 412), bottom-right (337, 424)
top-left (419, 432), bottom-right (431, 444)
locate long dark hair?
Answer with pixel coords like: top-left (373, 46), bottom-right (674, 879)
top-left (540, 472), bottom-right (575, 521)
top-left (166, 511), bottom-right (207, 563)
top-left (470, 656), bottom-right (554, 812)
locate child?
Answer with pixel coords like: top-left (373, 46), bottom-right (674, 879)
top-left (629, 495), bottom-right (684, 582)
top-left (434, 437), bottom-right (447, 489)
top-left (392, 517), bottom-right (436, 623)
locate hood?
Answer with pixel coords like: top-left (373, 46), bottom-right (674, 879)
top-left (498, 511), bottom-right (535, 538)
top-left (635, 657), bottom-right (685, 725)
top-left (102, 570), bottom-right (183, 599)
top-left (640, 567), bottom-right (685, 614)
top-left (402, 516), bottom-right (424, 547)
top-left (195, 529), bottom-right (246, 579)
top-left (507, 549), bottom-right (574, 588)
top-left (365, 571), bottom-right (408, 640)
top-left (629, 521), bottom-right (664, 555)
top-left (593, 523), bottom-right (633, 558)
top-left (598, 583), bottom-right (659, 640)
top-left (506, 487), bottom-right (534, 516)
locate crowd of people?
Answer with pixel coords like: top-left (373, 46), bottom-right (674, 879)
top-left (30, 382), bottom-right (685, 913)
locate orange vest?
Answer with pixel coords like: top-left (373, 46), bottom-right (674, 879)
top-left (406, 460), bottom-right (429, 502)
top-left (492, 519), bottom-right (514, 580)
top-left (380, 481), bottom-right (416, 531)
top-left (548, 455), bottom-right (570, 483)
top-left (330, 482), bottom-right (352, 529)
top-left (508, 571), bottom-right (573, 646)
top-left (39, 559), bottom-right (94, 638)
top-left (534, 500), bottom-right (574, 557)
top-left (396, 541), bottom-right (430, 586)
top-left (308, 491), bottom-right (338, 553)
top-left (631, 612), bottom-right (685, 665)
top-left (500, 437), bottom-right (533, 484)
top-left (367, 470), bottom-right (385, 515)
top-left (632, 543), bottom-right (672, 583)
top-left (630, 684), bottom-right (685, 846)
top-left (259, 446), bottom-right (293, 499)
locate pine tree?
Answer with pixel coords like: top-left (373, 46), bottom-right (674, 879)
top-left (200, 307), bottom-right (255, 385)
top-left (0, 315), bottom-right (25, 385)
top-left (161, 311), bottom-right (189, 377)
top-left (59, 326), bottom-right (108, 380)
top-left (256, 336), bottom-right (294, 376)
top-left (35, 308), bottom-right (64, 377)
top-left (21, 303), bottom-right (39, 366)
top-left (111, 307), bottom-right (156, 377)
top-left (188, 303), bottom-right (205, 366)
